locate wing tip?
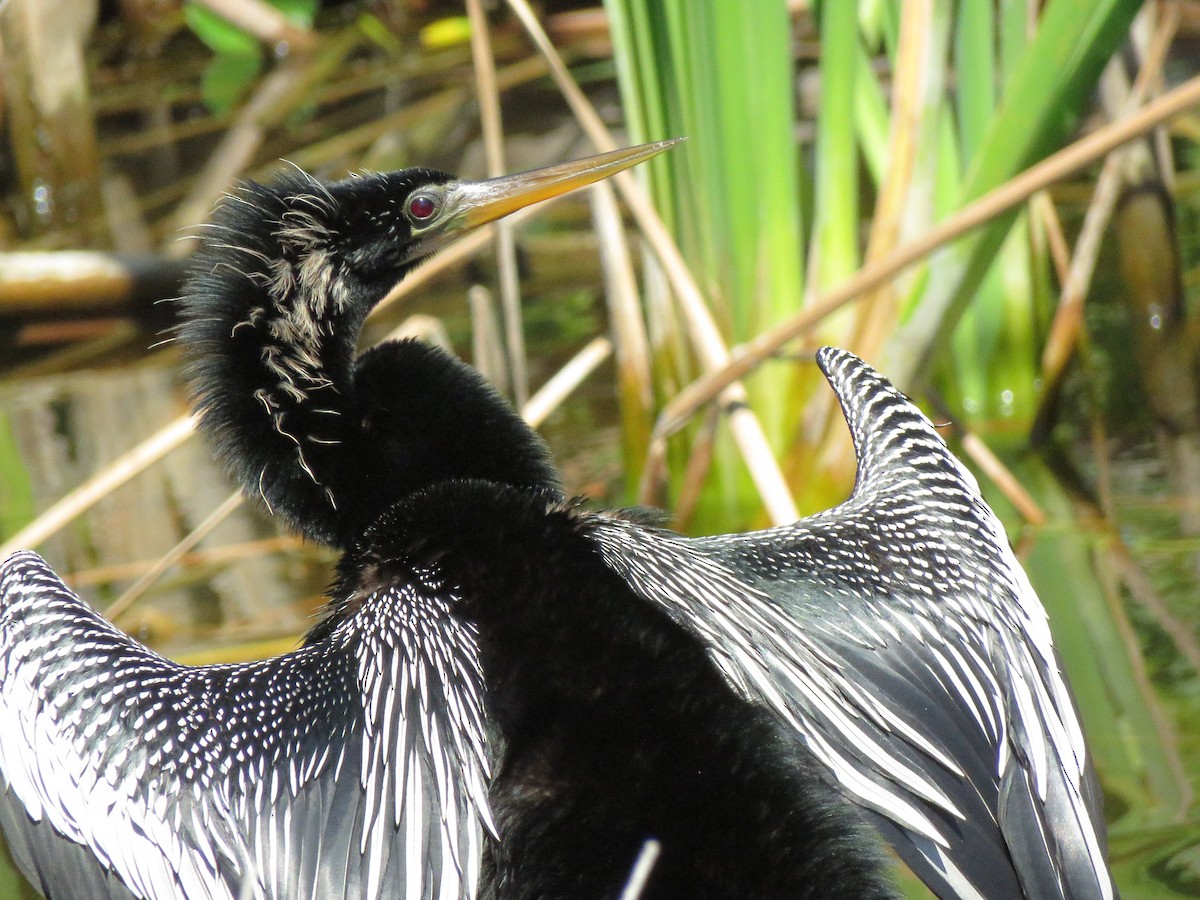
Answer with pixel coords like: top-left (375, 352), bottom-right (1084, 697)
top-left (0, 551), bottom-right (57, 603)
top-left (1, 550), bottom-right (51, 574)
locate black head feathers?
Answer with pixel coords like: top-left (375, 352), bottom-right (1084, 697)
top-left (178, 144), bottom-right (677, 545)
top-left (178, 168), bottom-right (558, 547)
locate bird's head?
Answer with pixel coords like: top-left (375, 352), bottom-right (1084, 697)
top-left (179, 141), bottom-right (678, 546)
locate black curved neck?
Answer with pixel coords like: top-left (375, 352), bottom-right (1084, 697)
top-left (179, 172), bottom-right (560, 547)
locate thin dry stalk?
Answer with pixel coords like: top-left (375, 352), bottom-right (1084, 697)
top-left (958, 433), bottom-right (1046, 526)
top-left (657, 69), bottom-right (1200, 436)
top-left (1086, 369), bottom-right (1117, 522)
top-left (102, 113), bottom-right (231, 162)
top-left (592, 180), bottom-right (653, 484)
top-left (851, 0), bottom-right (939, 360)
top-left (1037, 148), bottom-right (1135, 402)
top-left (106, 489), bottom-right (245, 623)
top-left (466, 0), bottom-right (528, 405)
top-left (1037, 3), bottom-right (1178, 405)
top-left (592, 182), bottom-right (651, 405)
top-left (1031, 192), bottom-right (1072, 286)
top-left (0, 414), bottom-right (197, 557)
top-left (672, 406), bottom-right (722, 532)
top-left (469, 285), bottom-right (511, 392)
top-left (1133, 2), bottom-right (1177, 191)
top-left (503, 0), bottom-right (799, 524)
top-left (521, 337), bottom-right (612, 430)
top-left (67, 536), bottom-right (305, 589)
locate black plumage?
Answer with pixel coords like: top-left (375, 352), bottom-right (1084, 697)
top-left (180, 169), bottom-right (563, 547)
top-left (0, 144), bottom-right (1116, 899)
top-left (342, 480), bottom-right (895, 898)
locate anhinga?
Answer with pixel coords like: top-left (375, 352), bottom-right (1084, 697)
top-left (0, 141), bottom-right (1116, 899)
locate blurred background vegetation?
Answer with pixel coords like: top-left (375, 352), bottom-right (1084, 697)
top-left (1, 0), bottom-right (1199, 895)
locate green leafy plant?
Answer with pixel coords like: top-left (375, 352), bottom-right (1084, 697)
top-left (184, 0), bottom-right (318, 113)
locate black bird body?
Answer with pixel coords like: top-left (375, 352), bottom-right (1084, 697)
top-left (341, 480), bottom-right (895, 898)
top-left (0, 147), bottom-right (1115, 899)
top-left (0, 481), bottom-right (893, 899)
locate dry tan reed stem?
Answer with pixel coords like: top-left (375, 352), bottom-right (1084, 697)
top-left (105, 490), bottom-right (245, 623)
top-left (522, 337), bottom-right (613, 430)
top-left (466, 0), bottom-right (528, 406)
top-left (657, 70), bottom-right (1200, 437)
top-left (503, 0), bottom-right (799, 524)
top-left (0, 414), bottom-right (197, 557)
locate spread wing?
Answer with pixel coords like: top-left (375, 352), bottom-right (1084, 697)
top-left (588, 347), bottom-right (1114, 900)
top-left (0, 550), bottom-right (492, 900)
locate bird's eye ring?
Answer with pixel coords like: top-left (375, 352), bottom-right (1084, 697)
top-left (407, 192), bottom-right (440, 222)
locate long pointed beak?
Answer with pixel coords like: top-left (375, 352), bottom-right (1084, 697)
top-left (449, 139), bottom-right (682, 230)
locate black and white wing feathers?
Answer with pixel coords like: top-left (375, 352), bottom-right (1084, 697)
top-left (0, 551), bottom-right (493, 900)
top-left (589, 347), bottom-right (1114, 900)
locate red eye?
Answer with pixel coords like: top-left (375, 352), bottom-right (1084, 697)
top-left (408, 194), bottom-right (437, 221)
